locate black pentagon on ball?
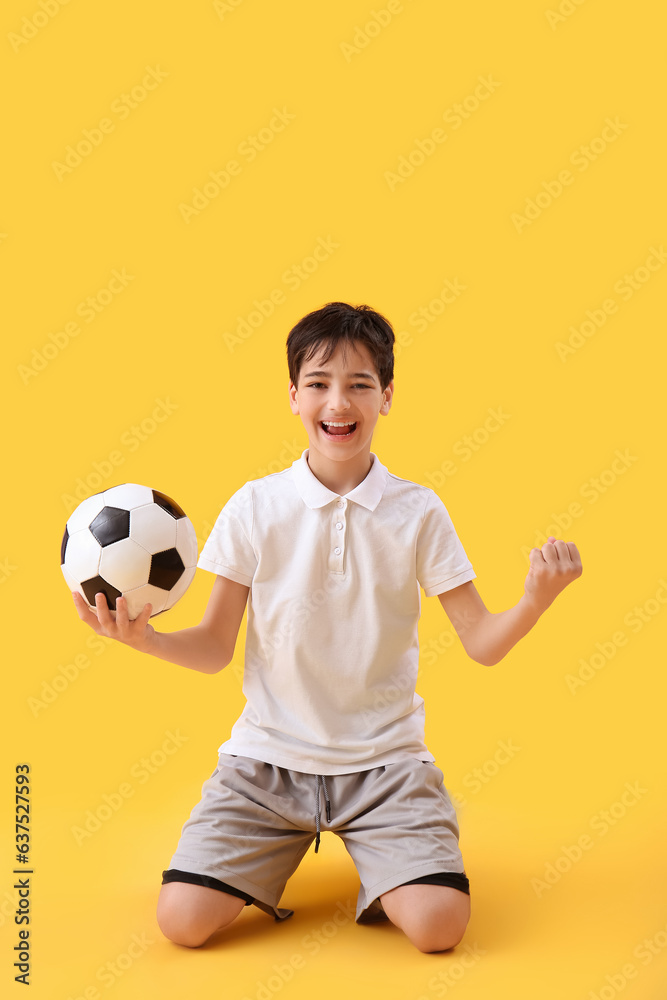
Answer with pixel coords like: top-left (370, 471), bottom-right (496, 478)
top-left (148, 548), bottom-right (185, 591)
top-left (81, 576), bottom-right (122, 611)
top-left (152, 490), bottom-right (186, 519)
top-left (89, 507), bottom-right (131, 547)
top-left (61, 526), bottom-right (69, 566)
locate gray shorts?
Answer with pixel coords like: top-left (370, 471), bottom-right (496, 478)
top-left (162, 753), bottom-right (469, 924)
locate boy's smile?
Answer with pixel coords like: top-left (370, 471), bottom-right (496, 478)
top-left (289, 341), bottom-right (394, 495)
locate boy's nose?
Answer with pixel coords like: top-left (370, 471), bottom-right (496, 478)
top-left (327, 392), bottom-right (350, 410)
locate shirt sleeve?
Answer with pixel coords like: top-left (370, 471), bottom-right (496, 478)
top-left (416, 489), bottom-right (476, 597)
top-left (196, 482), bottom-right (257, 586)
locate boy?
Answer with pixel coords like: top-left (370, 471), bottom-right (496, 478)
top-left (72, 301), bottom-right (582, 954)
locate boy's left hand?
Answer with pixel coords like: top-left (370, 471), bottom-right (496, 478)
top-left (524, 537), bottom-right (583, 614)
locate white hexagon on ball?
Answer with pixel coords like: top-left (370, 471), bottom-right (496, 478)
top-left (99, 537), bottom-right (152, 593)
top-left (63, 528), bottom-right (103, 582)
top-left (123, 583), bottom-right (170, 619)
top-left (130, 504), bottom-right (178, 554)
top-left (104, 483), bottom-right (154, 509)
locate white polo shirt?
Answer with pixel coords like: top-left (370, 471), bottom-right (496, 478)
top-left (197, 448), bottom-right (476, 775)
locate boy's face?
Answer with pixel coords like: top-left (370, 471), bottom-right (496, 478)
top-left (288, 340), bottom-right (393, 464)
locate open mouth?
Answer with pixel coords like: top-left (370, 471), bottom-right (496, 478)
top-left (320, 421), bottom-right (357, 440)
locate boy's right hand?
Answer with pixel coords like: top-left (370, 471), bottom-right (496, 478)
top-left (72, 591), bottom-right (156, 655)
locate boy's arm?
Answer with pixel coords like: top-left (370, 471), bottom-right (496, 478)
top-left (73, 574), bottom-right (249, 674)
top-left (437, 537), bottom-right (583, 666)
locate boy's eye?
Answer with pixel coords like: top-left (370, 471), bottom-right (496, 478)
top-left (306, 383), bottom-right (371, 389)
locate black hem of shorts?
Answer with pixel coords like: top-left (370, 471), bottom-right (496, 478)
top-left (399, 871), bottom-right (470, 895)
top-left (161, 869), bottom-right (255, 906)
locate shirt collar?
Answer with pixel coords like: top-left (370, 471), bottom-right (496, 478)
top-left (291, 448), bottom-right (388, 511)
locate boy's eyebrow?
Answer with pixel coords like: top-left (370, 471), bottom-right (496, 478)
top-left (303, 369), bottom-right (377, 381)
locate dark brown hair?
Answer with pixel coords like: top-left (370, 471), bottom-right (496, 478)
top-left (286, 301), bottom-right (395, 392)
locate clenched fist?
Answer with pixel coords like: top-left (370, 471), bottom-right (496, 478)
top-left (524, 536), bottom-right (583, 614)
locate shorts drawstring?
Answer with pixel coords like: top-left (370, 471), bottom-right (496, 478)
top-left (314, 774), bottom-right (331, 853)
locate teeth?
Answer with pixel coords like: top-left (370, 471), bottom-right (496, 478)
top-left (322, 421), bottom-right (355, 427)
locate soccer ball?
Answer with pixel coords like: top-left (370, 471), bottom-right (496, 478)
top-left (61, 483), bottom-right (198, 619)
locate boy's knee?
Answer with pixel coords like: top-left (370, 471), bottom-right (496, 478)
top-left (157, 882), bottom-right (245, 948)
top-left (157, 893), bottom-right (207, 948)
top-left (416, 900), bottom-right (470, 953)
top-left (157, 908), bottom-right (210, 949)
top-left (380, 884), bottom-right (471, 954)
top-left (408, 912), bottom-right (469, 954)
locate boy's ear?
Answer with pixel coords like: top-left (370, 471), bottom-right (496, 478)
top-left (380, 380), bottom-right (395, 413)
top-left (288, 378), bottom-right (299, 414)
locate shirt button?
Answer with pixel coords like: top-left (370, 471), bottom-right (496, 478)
top-left (336, 522), bottom-right (343, 530)
top-left (336, 500), bottom-right (344, 507)
top-left (334, 547), bottom-right (341, 555)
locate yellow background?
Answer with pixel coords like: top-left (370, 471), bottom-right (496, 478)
top-left (2, 0), bottom-right (666, 997)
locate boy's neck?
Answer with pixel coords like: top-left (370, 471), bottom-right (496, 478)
top-left (306, 447), bottom-right (374, 497)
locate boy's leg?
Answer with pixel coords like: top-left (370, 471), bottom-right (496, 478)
top-left (335, 759), bottom-right (472, 951)
top-left (158, 754), bottom-right (314, 946)
top-left (157, 881), bottom-right (246, 948)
